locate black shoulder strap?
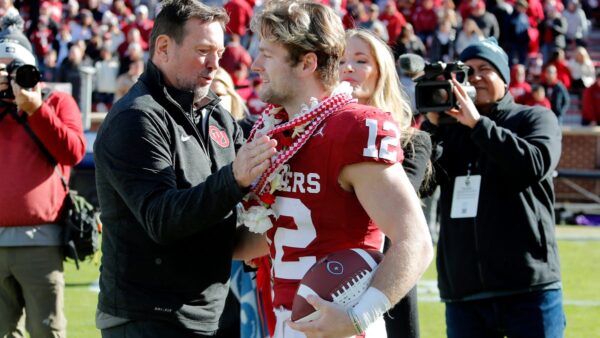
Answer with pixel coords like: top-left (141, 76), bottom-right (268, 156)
top-left (9, 106), bottom-right (69, 192)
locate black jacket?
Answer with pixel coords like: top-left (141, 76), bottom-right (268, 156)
top-left (94, 61), bottom-right (246, 333)
top-left (423, 94), bottom-right (562, 301)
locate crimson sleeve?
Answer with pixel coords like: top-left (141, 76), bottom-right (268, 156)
top-left (27, 91), bottom-right (86, 166)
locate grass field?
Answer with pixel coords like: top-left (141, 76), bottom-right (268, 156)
top-left (62, 226), bottom-right (600, 338)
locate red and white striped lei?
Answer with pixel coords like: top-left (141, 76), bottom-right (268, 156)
top-left (239, 84), bottom-right (355, 234)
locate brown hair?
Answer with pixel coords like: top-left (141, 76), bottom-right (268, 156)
top-left (149, 0), bottom-right (229, 57)
top-left (251, 0), bottom-right (345, 89)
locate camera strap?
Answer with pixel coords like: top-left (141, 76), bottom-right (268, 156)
top-left (9, 107), bottom-right (70, 192)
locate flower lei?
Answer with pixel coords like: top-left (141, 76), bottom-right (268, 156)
top-left (238, 82), bottom-right (356, 234)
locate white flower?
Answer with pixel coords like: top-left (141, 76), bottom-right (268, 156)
top-left (269, 164), bottom-right (289, 194)
top-left (257, 107), bottom-right (284, 135)
top-left (240, 205), bottom-right (275, 234)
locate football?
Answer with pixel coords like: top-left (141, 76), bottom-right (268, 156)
top-left (290, 248), bottom-right (384, 323)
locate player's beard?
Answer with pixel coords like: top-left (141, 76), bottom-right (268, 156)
top-left (258, 80), bottom-right (293, 107)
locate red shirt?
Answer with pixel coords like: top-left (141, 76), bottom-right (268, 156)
top-left (412, 7), bottom-right (438, 34)
top-left (224, 0), bottom-right (254, 36)
top-left (266, 103), bottom-right (403, 309)
top-left (523, 95), bottom-right (551, 109)
top-left (379, 10), bottom-right (407, 45)
top-left (582, 82), bottom-right (600, 123)
top-left (509, 82), bottom-right (532, 103)
top-left (0, 91), bottom-right (85, 227)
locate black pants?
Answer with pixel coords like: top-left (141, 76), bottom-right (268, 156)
top-left (101, 320), bottom-right (215, 338)
top-left (384, 286), bottom-right (420, 338)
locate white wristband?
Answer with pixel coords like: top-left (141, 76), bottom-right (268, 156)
top-left (351, 286), bottom-right (392, 333)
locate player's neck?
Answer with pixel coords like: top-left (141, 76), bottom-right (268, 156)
top-left (284, 82), bottom-right (330, 119)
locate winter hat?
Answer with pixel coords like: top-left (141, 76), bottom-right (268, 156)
top-left (459, 37), bottom-right (510, 84)
top-left (0, 13), bottom-right (36, 66)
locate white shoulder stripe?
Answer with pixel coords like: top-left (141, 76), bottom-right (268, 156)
top-left (351, 248), bottom-right (378, 270)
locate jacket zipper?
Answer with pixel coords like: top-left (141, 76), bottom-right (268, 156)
top-left (162, 87), bottom-right (208, 155)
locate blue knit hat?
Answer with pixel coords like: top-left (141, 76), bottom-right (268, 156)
top-left (459, 37), bottom-right (510, 84)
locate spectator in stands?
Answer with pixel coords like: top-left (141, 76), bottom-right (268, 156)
top-left (412, 0), bottom-right (438, 47)
top-left (30, 17), bottom-right (55, 62)
top-left (568, 46), bottom-right (596, 92)
top-left (118, 41), bottom-right (144, 76)
top-left (507, 0), bottom-right (531, 65)
top-left (52, 24), bottom-right (73, 67)
top-left (128, 5), bottom-right (154, 47)
top-left (582, 69), bottom-right (600, 125)
top-left (42, 0), bottom-right (63, 23)
top-left (361, 4), bottom-right (389, 43)
top-left (220, 33), bottom-right (252, 79)
top-left (524, 83), bottom-right (552, 108)
top-left (224, 0), bottom-right (254, 48)
top-left (114, 58), bottom-right (143, 102)
top-left (421, 37), bottom-right (565, 338)
top-left (429, 18), bottom-right (457, 63)
top-left (509, 64), bottom-right (532, 103)
top-left (85, 32), bottom-right (104, 61)
top-left (58, 43), bottom-right (91, 108)
top-left (468, 0), bottom-right (500, 40)
top-left (87, 0), bottom-right (105, 22)
top-left (70, 8), bottom-right (98, 42)
top-left (100, 13), bottom-right (126, 53)
top-left (488, 0), bottom-right (513, 49)
top-left (38, 2), bottom-right (60, 37)
top-left (564, 0), bottom-right (589, 48)
top-left (117, 27), bottom-right (148, 60)
top-left (543, 48), bottom-right (573, 89)
top-left (379, 0), bottom-right (407, 47)
top-left (393, 23), bottom-right (426, 59)
top-left (540, 6), bottom-right (567, 62)
top-left (436, 0), bottom-right (462, 29)
top-left (111, 0), bottom-right (133, 23)
top-left (40, 49), bottom-right (60, 83)
top-left (94, 46), bottom-right (119, 111)
top-left (543, 64), bottom-right (571, 118)
top-left (0, 0), bottom-right (18, 17)
top-left (455, 18), bottom-right (485, 54)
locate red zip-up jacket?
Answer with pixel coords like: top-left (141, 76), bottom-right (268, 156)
top-left (0, 90), bottom-right (85, 227)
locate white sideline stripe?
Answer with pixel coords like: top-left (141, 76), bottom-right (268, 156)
top-left (351, 248), bottom-right (378, 270)
top-left (297, 284), bottom-right (319, 300)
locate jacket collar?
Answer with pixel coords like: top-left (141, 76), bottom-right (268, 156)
top-left (483, 92), bottom-right (515, 120)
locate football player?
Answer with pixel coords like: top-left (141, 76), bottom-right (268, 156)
top-left (234, 2), bottom-right (433, 337)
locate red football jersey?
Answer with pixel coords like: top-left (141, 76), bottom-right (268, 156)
top-left (265, 102), bottom-right (404, 310)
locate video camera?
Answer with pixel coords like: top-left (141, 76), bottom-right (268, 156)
top-left (414, 61), bottom-right (476, 116)
top-left (0, 59), bottom-right (41, 99)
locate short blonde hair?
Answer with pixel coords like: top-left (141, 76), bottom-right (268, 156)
top-left (251, 0), bottom-right (345, 89)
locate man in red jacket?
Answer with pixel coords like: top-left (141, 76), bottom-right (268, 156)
top-left (0, 14), bottom-right (85, 338)
top-left (582, 69), bottom-right (600, 125)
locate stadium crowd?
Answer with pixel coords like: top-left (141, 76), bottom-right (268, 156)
top-left (2, 0), bottom-right (600, 124)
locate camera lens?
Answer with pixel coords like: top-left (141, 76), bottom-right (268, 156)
top-left (15, 65), bottom-right (41, 88)
top-left (431, 87), bottom-right (450, 105)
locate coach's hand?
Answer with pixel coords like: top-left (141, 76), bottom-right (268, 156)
top-left (287, 295), bottom-right (356, 338)
top-left (233, 135), bottom-right (277, 188)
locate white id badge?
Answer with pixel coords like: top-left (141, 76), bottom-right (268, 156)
top-left (450, 175), bottom-right (481, 218)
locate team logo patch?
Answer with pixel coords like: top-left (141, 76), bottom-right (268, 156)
top-left (326, 261), bottom-right (344, 275)
top-left (208, 125), bottom-right (230, 148)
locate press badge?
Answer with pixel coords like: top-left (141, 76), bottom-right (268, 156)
top-left (450, 175), bottom-right (481, 218)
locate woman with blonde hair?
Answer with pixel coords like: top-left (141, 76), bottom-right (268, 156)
top-left (568, 46), bottom-right (596, 92)
top-left (210, 67), bottom-right (249, 121)
top-left (340, 28), bottom-right (432, 338)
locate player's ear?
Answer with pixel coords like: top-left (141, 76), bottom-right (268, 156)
top-left (300, 52), bottom-right (318, 73)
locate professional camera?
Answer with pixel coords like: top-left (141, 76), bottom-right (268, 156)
top-left (0, 59), bottom-right (41, 99)
top-left (414, 61), bottom-right (476, 115)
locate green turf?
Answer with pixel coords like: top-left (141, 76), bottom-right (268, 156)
top-left (60, 226), bottom-right (600, 338)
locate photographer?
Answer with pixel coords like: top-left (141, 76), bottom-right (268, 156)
top-left (0, 15), bottom-right (85, 337)
top-left (421, 37), bottom-right (565, 337)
